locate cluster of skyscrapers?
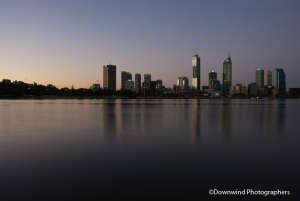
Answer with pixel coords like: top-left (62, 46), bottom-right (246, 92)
top-left (101, 54), bottom-right (286, 97)
top-left (175, 54), bottom-right (232, 97)
top-left (175, 54), bottom-right (286, 97)
top-left (248, 68), bottom-right (286, 97)
top-left (102, 64), bottom-right (163, 95)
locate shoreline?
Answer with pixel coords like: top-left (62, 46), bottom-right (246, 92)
top-left (0, 95), bottom-right (297, 100)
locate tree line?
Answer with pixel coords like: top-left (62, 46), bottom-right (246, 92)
top-left (0, 79), bottom-right (112, 98)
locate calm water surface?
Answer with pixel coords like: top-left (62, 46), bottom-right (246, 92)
top-left (0, 99), bottom-right (299, 200)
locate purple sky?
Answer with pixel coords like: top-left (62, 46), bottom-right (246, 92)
top-left (0, 0), bottom-right (299, 89)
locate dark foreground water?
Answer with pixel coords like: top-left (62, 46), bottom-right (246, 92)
top-left (0, 99), bottom-right (299, 200)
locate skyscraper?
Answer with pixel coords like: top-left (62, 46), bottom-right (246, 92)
top-left (125, 80), bottom-right (134, 91)
top-left (144, 74), bottom-right (151, 90)
top-left (208, 70), bottom-right (217, 89)
top-left (103, 64), bottom-right (116, 91)
top-left (192, 55), bottom-right (201, 90)
top-left (121, 71), bottom-right (132, 90)
top-left (135, 73), bottom-right (141, 92)
top-left (265, 70), bottom-right (272, 86)
top-left (156, 80), bottom-right (163, 90)
top-left (223, 56), bottom-right (232, 95)
top-left (177, 77), bottom-right (189, 90)
top-left (272, 68), bottom-right (286, 95)
top-left (256, 68), bottom-right (264, 88)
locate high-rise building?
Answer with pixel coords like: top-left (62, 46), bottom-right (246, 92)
top-left (144, 74), bottom-right (151, 90)
top-left (272, 68), bottom-right (286, 95)
top-left (125, 80), bottom-right (134, 91)
top-left (156, 80), bottom-right (163, 90)
top-left (256, 68), bottom-right (264, 88)
top-left (150, 81), bottom-right (157, 94)
top-left (135, 73), bottom-right (141, 92)
top-left (121, 71), bottom-right (132, 90)
top-left (192, 55), bottom-right (201, 90)
top-left (177, 77), bottom-right (189, 90)
top-left (208, 70), bottom-right (217, 89)
top-left (103, 64), bottom-right (116, 91)
top-left (121, 71), bottom-right (131, 89)
top-left (223, 57), bottom-right (232, 95)
top-left (265, 70), bottom-right (272, 86)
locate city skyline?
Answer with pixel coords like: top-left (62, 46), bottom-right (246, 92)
top-left (0, 52), bottom-right (293, 92)
top-left (101, 55), bottom-right (287, 98)
top-left (0, 0), bottom-right (299, 88)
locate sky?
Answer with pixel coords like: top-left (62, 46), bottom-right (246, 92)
top-left (0, 0), bottom-right (299, 89)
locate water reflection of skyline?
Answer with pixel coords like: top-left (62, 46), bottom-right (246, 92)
top-left (0, 100), bottom-right (298, 201)
top-left (191, 100), bottom-right (201, 146)
top-left (98, 99), bottom-right (289, 146)
top-left (221, 101), bottom-right (232, 141)
top-left (101, 100), bottom-right (118, 142)
top-left (189, 99), bottom-right (287, 146)
top-left (190, 100), bottom-right (233, 146)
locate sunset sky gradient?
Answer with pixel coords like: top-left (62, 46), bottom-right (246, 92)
top-left (0, 0), bottom-right (299, 88)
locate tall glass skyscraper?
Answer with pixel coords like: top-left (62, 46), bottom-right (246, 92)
top-left (208, 70), bottom-right (217, 89)
top-left (223, 57), bottom-right (232, 95)
top-left (192, 55), bottom-right (201, 90)
top-left (121, 71), bottom-right (132, 90)
top-left (272, 68), bottom-right (286, 95)
top-left (265, 70), bottom-right (272, 86)
top-left (103, 64), bottom-right (116, 91)
top-left (135, 73), bottom-right (141, 92)
top-left (144, 74), bottom-right (151, 90)
top-left (256, 68), bottom-right (264, 88)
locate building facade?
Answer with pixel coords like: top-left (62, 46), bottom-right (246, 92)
top-left (208, 70), bottom-right (217, 89)
top-left (223, 57), bottom-right (232, 96)
top-left (103, 64), bottom-right (116, 91)
top-left (212, 80), bottom-right (221, 91)
top-left (272, 68), bottom-right (286, 95)
top-left (265, 70), bottom-right (272, 86)
top-left (156, 80), bottom-right (163, 90)
top-left (125, 80), bottom-right (134, 91)
top-left (256, 68), bottom-right (264, 88)
top-left (177, 77), bottom-right (189, 90)
top-left (144, 74), bottom-right (151, 90)
top-left (121, 71), bottom-right (132, 90)
top-left (192, 55), bottom-right (201, 90)
top-left (248, 83), bottom-right (259, 97)
top-left (135, 73), bottom-right (141, 92)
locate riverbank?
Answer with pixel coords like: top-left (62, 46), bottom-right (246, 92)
top-left (0, 95), bottom-right (297, 100)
